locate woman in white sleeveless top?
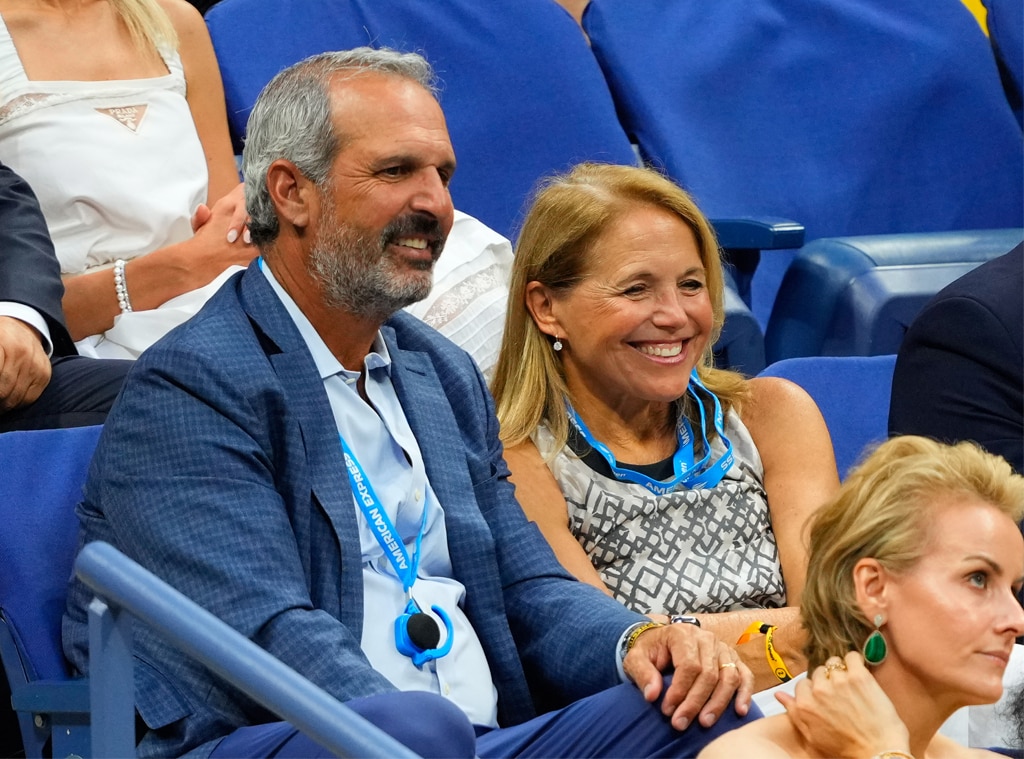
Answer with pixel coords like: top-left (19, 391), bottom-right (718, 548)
top-left (492, 163), bottom-right (840, 693)
top-left (0, 0), bottom-right (253, 357)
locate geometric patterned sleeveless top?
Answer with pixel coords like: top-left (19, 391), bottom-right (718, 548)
top-left (532, 409), bottom-right (787, 615)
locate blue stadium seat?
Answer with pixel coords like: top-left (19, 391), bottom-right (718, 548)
top-left (204, 0), bottom-right (788, 373)
top-left (205, 0), bottom-right (636, 242)
top-left (763, 229), bottom-right (1024, 361)
top-left (584, 0), bottom-right (1024, 328)
top-left (0, 425), bottom-right (103, 758)
top-left (984, 0), bottom-right (1023, 124)
top-left (758, 355), bottom-right (897, 478)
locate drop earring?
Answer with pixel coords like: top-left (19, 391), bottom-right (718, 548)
top-left (862, 613), bottom-right (888, 665)
top-left (552, 337), bottom-right (563, 352)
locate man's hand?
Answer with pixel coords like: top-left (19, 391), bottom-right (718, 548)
top-left (623, 622), bottom-right (754, 731)
top-left (776, 651), bottom-right (911, 758)
top-left (0, 316), bottom-right (51, 411)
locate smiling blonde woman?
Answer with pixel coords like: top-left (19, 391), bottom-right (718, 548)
top-left (491, 163), bottom-right (840, 692)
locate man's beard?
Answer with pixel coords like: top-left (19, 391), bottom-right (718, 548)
top-left (308, 211), bottom-right (445, 324)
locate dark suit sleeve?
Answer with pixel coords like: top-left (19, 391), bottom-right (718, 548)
top-left (889, 294), bottom-right (1024, 473)
top-left (0, 162), bottom-right (75, 356)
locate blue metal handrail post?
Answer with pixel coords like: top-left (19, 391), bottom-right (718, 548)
top-left (75, 541), bottom-right (419, 759)
top-left (87, 598), bottom-right (136, 758)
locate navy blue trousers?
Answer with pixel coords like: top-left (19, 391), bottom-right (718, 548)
top-left (209, 678), bottom-right (762, 758)
top-left (0, 354), bottom-right (130, 432)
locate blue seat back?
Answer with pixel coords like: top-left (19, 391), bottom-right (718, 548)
top-left (985, 0), bottom-right (1023, 124)
top-left (0, 425), bottom-right (102, 758)
top-left (716, 281), bottom-right (765, 375)
top-left (205, 0), bottom-right (638, 241)
top-left (584, 0), bottom-right (1024, 325)
top-left (204, 0), bottom-right (767, 372)
top-left (0, 425), bottom-right (101, 682)
top-left (764, 229), bottom-right (1024, 361)
top-left (758, 355), bottom-right (896, 478)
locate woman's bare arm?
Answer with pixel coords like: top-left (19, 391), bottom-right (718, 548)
top-left (161, 0), bottom-right (240, 204)
top-left (504, 440), bottom-right (614, 595)
top-left (61, 187), bottom-right (252, 340)
top-left (741, 376), bottom-right (840, 604)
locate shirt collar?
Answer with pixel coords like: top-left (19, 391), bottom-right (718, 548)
top-left (258, 258), bottom-right (392, 382)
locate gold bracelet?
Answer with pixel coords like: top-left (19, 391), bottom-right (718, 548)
top-left (618, 620), bottom-right (665, 666)
top-left (626, 621), bottom-right (664, 651)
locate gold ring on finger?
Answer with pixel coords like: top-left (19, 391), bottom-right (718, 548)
top-left (824, 660), bottom-right (847, 679)
top-left (719, 661), bottom-right (737, 670)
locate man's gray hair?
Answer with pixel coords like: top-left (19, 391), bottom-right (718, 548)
top-left (241, 48), bottom-right (438, 247)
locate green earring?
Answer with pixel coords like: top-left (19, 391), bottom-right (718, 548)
top-left (862, 613), bottom-right (888, 665)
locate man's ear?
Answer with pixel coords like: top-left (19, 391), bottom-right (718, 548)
top-left (853, 557), bottom-right (891, 619)
top-left (525, 281), bottom-right (562, 339)
top-left (265, 159), bottom-right (318, 231)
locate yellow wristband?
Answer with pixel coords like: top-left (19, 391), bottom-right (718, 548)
top-left (736, 621), bottom-right (793, 683)
top-left (737, 620), bottom-right (771, 645)
top-left (626, 621), bottom-right (664, 652)
top-left (763, 624), bottom-right (793, 683)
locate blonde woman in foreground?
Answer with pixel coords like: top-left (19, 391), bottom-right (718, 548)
top-left (699, 435), bottom-right (1024, 759)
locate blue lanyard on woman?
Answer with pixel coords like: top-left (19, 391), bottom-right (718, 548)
top-left (566, 369), bottom-right (734, 495)
top-left (339, 436), bottom-right (453, 668)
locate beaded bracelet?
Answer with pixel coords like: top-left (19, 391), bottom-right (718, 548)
top-left (113, 259), bottom-right (133, 314)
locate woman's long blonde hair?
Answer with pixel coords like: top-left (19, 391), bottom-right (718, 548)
top-left (491, 162), bottom-right (748, 452)
top-left (111, 0), bottom-right (178, 52)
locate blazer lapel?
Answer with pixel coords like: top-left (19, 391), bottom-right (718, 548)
top-left (237, 265), bottom-right (365, 623)
top-left (384, 331), bottom-right (472, 514)
top-left (383, 327), bottom-right (499, 584)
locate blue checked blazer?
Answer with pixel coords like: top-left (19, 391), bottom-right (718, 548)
top-left (62, 260), bottom-right (644, 758)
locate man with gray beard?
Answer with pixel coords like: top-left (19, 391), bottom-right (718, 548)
top-left (62, 49), bottom-right (757, 759)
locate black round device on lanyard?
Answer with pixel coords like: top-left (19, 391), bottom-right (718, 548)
top-left (395, 599), bottom-right (454, 668)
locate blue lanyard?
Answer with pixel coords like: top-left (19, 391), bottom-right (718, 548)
top-left (339, 436), bottom-right (427, 593)
top-left (340, 436), bottom-right (455, 668)
top-left (567, 370), bottom-right (734, 495)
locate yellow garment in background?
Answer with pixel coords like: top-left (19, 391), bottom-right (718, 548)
top-left (961, 0), bottom-right (989, 34)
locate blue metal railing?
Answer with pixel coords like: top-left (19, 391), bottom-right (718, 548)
top-left (75, 540), bottom-right (419, 758)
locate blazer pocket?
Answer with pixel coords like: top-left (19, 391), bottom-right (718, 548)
top-left (133, 655), bottom-right (194, 730)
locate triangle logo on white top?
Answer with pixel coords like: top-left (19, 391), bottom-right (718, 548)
top-left (95, 104), bottom-right (148, 132)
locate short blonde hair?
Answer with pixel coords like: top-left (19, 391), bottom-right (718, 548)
top-left (111, 0), bottom-right (178, 52)
top-left (801, 435), bottom-right (1024, 669)
top-left (491, 162), bottom-right (747, 450)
